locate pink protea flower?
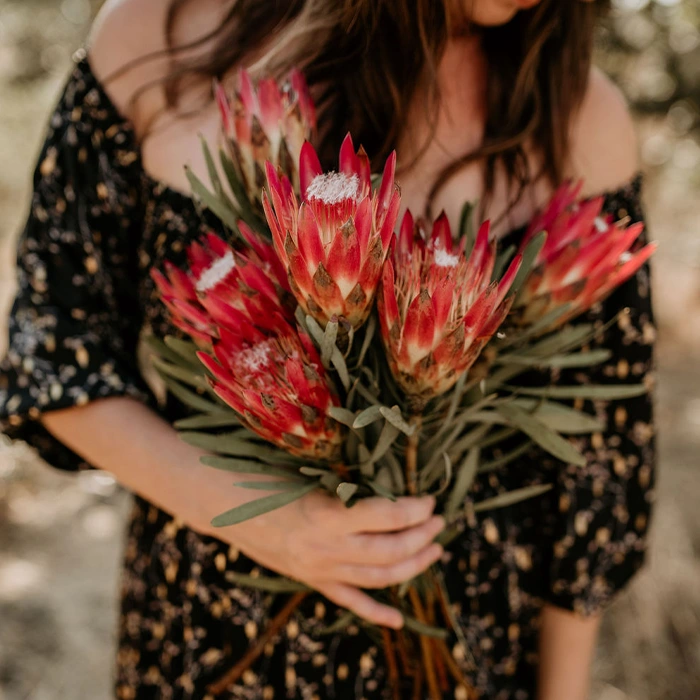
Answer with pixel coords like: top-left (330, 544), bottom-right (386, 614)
top-left (263, 134), bottom-right (400, 331)
top-left (216, 68), bottom-right (316, 206)
top-left (195, 306), bottom-right (344, 461)
top-left (150, 230), bottom-right (292, 344)
top-left (514, 182), bottom-right (657, 325)
top-left (377, 212), bottom-right (522, 408)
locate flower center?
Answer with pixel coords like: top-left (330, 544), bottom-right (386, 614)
top-left (306, 172), bottom-right (360, 205)
top-left (196, 251), bottom-right (236, 293)
top-left (433, 246), bottom-right (460, 268)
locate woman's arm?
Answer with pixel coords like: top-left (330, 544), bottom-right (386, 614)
top-left (41, 397), bottom-right (445, 629)
top-left (537, 606), bottom-right (601, 700)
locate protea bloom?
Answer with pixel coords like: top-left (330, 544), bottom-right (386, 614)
top-left (216, 68), bottom-right (316, 207)
top-left (196, 304), bottom-right (344, 461)
top-left (377, 212), bottom-right (521, 408)
top-left (150, 229), bottom-right (292, 344)
top-left (513, 182), bottom-right (657, 326)
top-left (263, 134), bottom-right (400, 331)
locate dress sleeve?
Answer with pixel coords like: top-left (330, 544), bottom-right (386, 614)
top-left (544, 176), bottom-right (656, 615)
top-left (0, 55), bottom-right (152, 471)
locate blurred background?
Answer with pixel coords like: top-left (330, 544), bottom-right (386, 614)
top-left (0, 0), bottom-right (699, 698)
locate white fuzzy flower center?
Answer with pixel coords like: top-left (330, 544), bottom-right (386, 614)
top-left (306, 172), bottom-right (360, 205)
top-left (433, 247), bottom-right (460, 268)
top-left (236, 340), bottom-right (274, 373)
top-left (594, 217), bottom-right (608, 233)
top-left (196, 251), bottom-right (236, 292)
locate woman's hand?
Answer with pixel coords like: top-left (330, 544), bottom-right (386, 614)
top-left (41, 398), bottom-right (443, 629)
top-left (210, 491), bottom-right (445, 629)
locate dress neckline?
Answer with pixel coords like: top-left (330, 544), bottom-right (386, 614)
top-left (75, 53), bottom-right (644, 243)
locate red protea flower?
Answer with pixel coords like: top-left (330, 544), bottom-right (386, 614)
top-left (195, 303), bottom-right (344, 461)
top-left (216, 68), bottom-right (316, 207)
top-left (263, 134), bottom-right (400, 331)
top-left (514, 182), bottom-right (657, 325)
top-left (150, 230), bottom-right (292, 343)
top-left (377, 212), bottom-right (521, 408)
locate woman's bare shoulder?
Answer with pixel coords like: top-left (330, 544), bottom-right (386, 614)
top-left (86, 0), bottom-right (226, 130)
top-left (568, 67), bottom-right (640, 197)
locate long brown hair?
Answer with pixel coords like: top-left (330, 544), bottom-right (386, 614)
top-left (138, 0), bottom-right (609, 218)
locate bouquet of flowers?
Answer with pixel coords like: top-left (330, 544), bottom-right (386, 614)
top-left (148, 69), bottom-right (656, 698)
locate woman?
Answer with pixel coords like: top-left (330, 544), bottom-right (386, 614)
top-left (0, 0), bottom-right (655, 698)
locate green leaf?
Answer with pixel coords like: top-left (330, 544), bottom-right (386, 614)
top-left (510, 384), bottom-right (649, 401)
top-left (200, 455), bottom-right (298, 478)
top-left (432, 453), bottom-right (453, 497)
top-left (234, 479), bottom-right (308, 490)
top-left (458, 200), bottom-right (478, 257)
top-left (382, 450), bottom-right (406, 495)
top-left (366, 420), bottom-right (401, 467)
top-left (510, 231), bottom-right (546, 297)
top-left (317, 610), bottom-right (356, 635)
top-left (499, 349), bottom-right (612, 369)
top-left (379, 406), bottom-right (415, 436)
top-left (305, 315), bottom-right (350, 390)
top-left (492, 244), bottom-right (517, 283)
top-left (152, 356), bottom-right (209, 390)
top-left (174, 413), bottom-right (241, 430)
top-left (474, 484), bottom-right (552, 513)
top-left (299, 467), bottom-right (332, 477)
top-left (353, 405), bottom-right (384, 429)
top-left (523, 324), bottom-right (596, 358)
top-left (186, 166), bottom-right (239, 231)
top-left (145, 335), bottom-right (194, 368)
top-left (511, 399), bottom-right (604, 434)
top-left (478, 442), bottom-right (532, 474)
top-left (320, 472), bottom-right (343, 493)
top-left (163, 376), bottom-right (226, 414)
top-left (368, 480), bottom-right (397, 501)
top-left (183, 432), bottom-right (294, 463)
top-left (355, 314), bottom-right (377, 369)
top-left (211, 481), bottom-right (318, 527)
top-left (496, 305), bottom-right (573, 350)
top-left (447, 423), bottom-right (492, 465)
top-left (201, 136), bottom-right (236, 212)
top-left (495, 403), bottom-right (586, 467)
top-left (225, 572), bottom-right (310, 593)
top-left (321, 318), bottom-right (339, 367)
top-left (445, 448), bottom-right (480, 520)
top-left (337, 482), bottom-right (359, 503)
top-left (327, 407), bottom-right (357, 428)
top-left (164, 336), bottom-right (203, 367)
top-left (402, 614), bottom-right (449, 640)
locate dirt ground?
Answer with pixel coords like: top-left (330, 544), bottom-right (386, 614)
top-left (1, 1), bottom-right (700, 699)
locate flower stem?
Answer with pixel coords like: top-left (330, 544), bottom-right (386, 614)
top-left (207, 592), bottom-right (308, 695)
top-left (408, 586), bottom-right (441, 700)
top-left (381, 628), bottom-right (401, 700)
top-left (405, 413), bottom-right (423, 495)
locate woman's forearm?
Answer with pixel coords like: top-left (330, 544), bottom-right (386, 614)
top-left (41, 396), bottom-right (241, 536)
top-left (537, 604), bottom-right (601, 700)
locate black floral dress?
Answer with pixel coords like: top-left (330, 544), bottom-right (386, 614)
top-left (0, 55), bottom-right (656, 700)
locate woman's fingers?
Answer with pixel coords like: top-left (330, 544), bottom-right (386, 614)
top-left (334, 542), bottom-right (444, 589)
top-left (316, 582), bottom-right (404, 629)
top-left (337, 515), bottom-right (445, 565)
top-left (339, 495), bottom-right (437, 534)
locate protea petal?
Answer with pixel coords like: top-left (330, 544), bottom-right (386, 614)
top-left (300, 141), bottom-right (323, 198)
